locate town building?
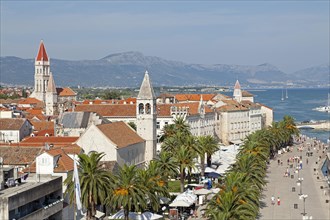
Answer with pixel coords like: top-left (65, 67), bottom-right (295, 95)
top-left (57, 111), bottom-right (110, 137)
top-left (0, 118), bottom-right (33, 143)
top-left (76, 122), bottom-right (145, 166)
top-left (0, 166), bottom-right (63, 220)
top-left (29, 41), bottom-right (77, 115)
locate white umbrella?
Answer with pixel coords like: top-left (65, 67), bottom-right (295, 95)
top-left (109, 210), bottom-right (137, 219)
top-left (141, 211), bottom-right (164, 220)
top-left (169, 200), bottom-right (191, 207)
top-left (194, 188), bottom-right (211, 195)
top-left (205, 167), bottom-right (217, 173)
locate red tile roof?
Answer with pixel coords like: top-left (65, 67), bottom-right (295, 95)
top-left (97, 122), bottom-right (144, 148)
top-left (24, 147), bottom-right (74, 173)
top-left (56, 87), bottom-right (76, 96)
top-left (34, 129), bottom-right (55, 137)
top-left (36, 41), bottom-right (48, 61)
top-left (0, 146), bottom-right (43, 165)
top-left (242, 90), bottom-right (254, 97)
top-left (25, 108), bottom-right (43, 115)
top-left (157, 103), bottom-right (213, 117)
top-left (30, 120), bottom-right (54, 132)
top-left (175, 94), bottom-right (216, 102)
top-left (0, 118), bottom-right (29, 130)
top-left (19, 136), bottom-right (78, 147)
top-left (75, 104), bottom-right (136, 117)
top-left (18, 97), bottom-right (43, 105)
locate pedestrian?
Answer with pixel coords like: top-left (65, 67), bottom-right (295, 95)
top-left (201, 210), bottom-right (205, 218)
top-left (281, 159), bottom-right (283, 166)
top-left (271, 195), bottom-right (275, 205)
top-left (190, 209), bottom-right (194, 217)
top-left (278, 159), bottom-right (280, 166)
top-left (287, 159), bottom-right (290, 165)
top-left (306, 158), bottom-right (308, 165)
top-left (194, 209), bottom-right (198, 218)
top-left (277, 197), bottom-right (281, 206)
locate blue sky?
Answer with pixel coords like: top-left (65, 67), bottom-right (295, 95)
top-left (1, 1), bottom-right (329, 73)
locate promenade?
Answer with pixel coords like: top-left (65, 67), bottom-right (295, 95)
top-left (259, 137), bottom-right (330, 220)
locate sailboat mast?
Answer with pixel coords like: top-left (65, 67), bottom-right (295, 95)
top-left (285, 87), bottom-right (288, 99)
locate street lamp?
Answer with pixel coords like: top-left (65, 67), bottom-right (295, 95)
top-left (299, 194), bottom-right (308, 216)
top-left (297, 177), bottom-right (304, 196)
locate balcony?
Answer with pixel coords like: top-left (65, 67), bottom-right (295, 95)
top-left (19, 199), bottom-right (63, 220)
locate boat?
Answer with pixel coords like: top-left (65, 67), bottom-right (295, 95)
top-left (285, 87), bottom-right (288, 99)
top-left (281, 89), bottom-right (284, 101)
top-left (313, 93), bottom-right (330, 113)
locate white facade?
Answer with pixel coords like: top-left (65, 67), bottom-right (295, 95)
top-left (0, 119), bottom-right (33, 143)
top-left (136, 71), bottom-right (157, 163)
top-left (76, 124), bottom-right (145, 166)
top-left (0, 111), bottom-right (13, 119)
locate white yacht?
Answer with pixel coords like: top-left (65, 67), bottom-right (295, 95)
top-left (313, 93), bottom-right (330, 113)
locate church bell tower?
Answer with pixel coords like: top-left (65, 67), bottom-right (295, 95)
top-left (136, 71), bottom-right (157, 163)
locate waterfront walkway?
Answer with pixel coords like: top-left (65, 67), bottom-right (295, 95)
top-left (259, 137), bottom-right (330, 220)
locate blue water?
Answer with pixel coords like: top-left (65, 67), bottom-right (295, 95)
top-left (225, 88), bottom-right (330, 142)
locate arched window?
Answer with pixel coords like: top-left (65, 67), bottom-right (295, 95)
top-left (139, 103), bottom-right (144, 114)
top-left (145, 103), bottom-right (151, 114)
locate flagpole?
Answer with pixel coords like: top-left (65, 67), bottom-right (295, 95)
top-left (74, 153), bottom-right (76, 220)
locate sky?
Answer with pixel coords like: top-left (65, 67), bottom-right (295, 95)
top-left (0, 0), bottom-right (329, 73)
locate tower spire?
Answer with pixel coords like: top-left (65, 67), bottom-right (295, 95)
top-left (36, 40), bottom-right (49, 61)
top-left (47, 73), bottom-right (56, 93)
top-left (137, 70), bottom-right (155, 99)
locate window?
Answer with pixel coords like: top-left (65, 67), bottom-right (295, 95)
top-left (145, 103), bottom-right (151, 114)
top-left (157, 122), bottom-right (160, 129)
top-left (138, 103), bottom-right (144, 114)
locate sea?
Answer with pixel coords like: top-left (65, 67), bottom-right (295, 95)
top-left (225, 88), bottom-right (330, 143)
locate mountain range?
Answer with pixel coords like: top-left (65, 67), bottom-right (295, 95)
top-left (0, 51), bottom-right (328, 87)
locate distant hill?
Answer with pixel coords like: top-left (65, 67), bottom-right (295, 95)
top-left (0, 52), bottom-right (328, 87)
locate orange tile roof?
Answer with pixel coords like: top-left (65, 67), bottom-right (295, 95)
top-left (30, 120), bottom-right (54, 131)
top-left (0, 146), bottom-right (43, 165)
top-left (20, 136), bottom-right (78, 147)
top-left (0, 118), bottom-right (30, 130)
top-left (18, 97), bottom-right (43, 105)
top-left (157, 103), bottom-right (213, 117)
top-left (36, 41), bottom-right (48, 61)
top-left (75, 104), bottom-right (136, 117)
top-left (175, 94), bottom-right (216, 102)
top-left (97, 122), bottom-right (144, 148)
top-left (25, 108), bottom-right (43, 115)
top-left (56, 87), bottom-right (76, 96)
top-left (242, 90), bottom-right (254, 97)
top-left (62, 144), bottom-right (83, 155)
top-left (24, 147), bottom-right (74, 173)
top-left (34, 129), bottom-right (55, 137)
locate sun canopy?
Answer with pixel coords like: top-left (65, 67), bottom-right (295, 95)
top-left (194, 188), bottom-right (211, 195)
top-left (109, 210), bottom-right (163, 220)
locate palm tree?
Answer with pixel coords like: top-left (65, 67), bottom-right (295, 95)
top-left (203, 135), bottom-right (219, 167)
top-left (138, 161), bottom-right (170, 212)
top-left (64, 152), bottom-right (112, 220)
top-left (206, 172), bottom-right (258, 219)
top-left (160, 116), bottom-right (191, 142)
top-left (106, 164), bottom-right (149, 220)
top-left (154, 151), bottom-right (178, 180)
top-left (173, 145), bottom-right (196, 192)
top-left (196, 136), bottom-right (209, 177)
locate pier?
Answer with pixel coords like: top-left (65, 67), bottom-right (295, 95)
top-left (297, 121), bottom-right (330, 130)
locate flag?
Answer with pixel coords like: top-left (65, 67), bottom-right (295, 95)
top-left (74, 157), bottom-right (82, 211)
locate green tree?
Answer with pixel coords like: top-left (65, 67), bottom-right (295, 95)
top-left (173, 145), bottom-right (196, 192)
top-left (106, 165), bottom-right (149, 220)
top-left (64, 152), bottom-right (112, 220)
